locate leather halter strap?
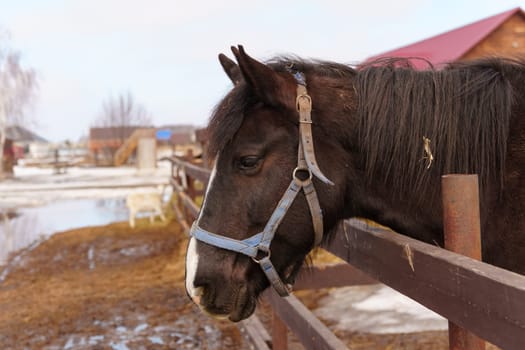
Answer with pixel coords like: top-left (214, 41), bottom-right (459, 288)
top-left (190, 71), bottom-right (332, 297)
top-left (295, 80), bottom-right (334, 186)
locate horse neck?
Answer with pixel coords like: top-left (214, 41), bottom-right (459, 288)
top-left (309, 75), bottom-right (444, 244)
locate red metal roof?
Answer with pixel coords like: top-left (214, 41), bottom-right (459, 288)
top-left (367, 7), bottom-right (523, 68)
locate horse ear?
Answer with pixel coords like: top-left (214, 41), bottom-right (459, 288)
top-left (218, 53), bottom-right (241, 85)
top-left (231, 45), bottom-right (295, 108)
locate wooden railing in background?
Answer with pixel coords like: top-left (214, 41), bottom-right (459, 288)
top-left (164, 154), bottom-right (525, 350)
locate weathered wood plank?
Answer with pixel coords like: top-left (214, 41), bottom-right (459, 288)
top-left (170, 178), bottom-right (200, 219)
top-left (442, 175), bottom-right (485, 350)
top-left (265, 290), bottom-right (348, 350)
top-left (238, 315), bottom-right (272, 350)
top-left (167, 156), bottom-right (211, 183)
top-left (327, 219), bottom-right (525, 350)
top-left (171, 199), bottom-right (190, 233)
top-left (272, 310), bottom-right (288, 350)
top-left (293, 263), bottom-right (377, 290)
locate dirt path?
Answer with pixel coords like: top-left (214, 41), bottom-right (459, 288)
top-left (0, 220), bottom-right (245, 350)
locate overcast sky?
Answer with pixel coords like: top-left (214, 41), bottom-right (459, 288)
top-left (1, 0), bottom-right (524, 142)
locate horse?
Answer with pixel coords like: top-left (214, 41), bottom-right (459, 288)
top-left (185, 45), bottom-right (525, 322)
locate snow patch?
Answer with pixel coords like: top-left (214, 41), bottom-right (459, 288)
top-left (314, 284), bottom-right (448, 334)
top-left (88, 335), bottom-right (105, 345)
top-left (119, 245), bottom-right (152, 257)
top-left (116, 326), bottom-right (127, 333)
top-left (148, 336), bottom-right (164, 345)
top-left (88, 246), bottom-right (95, 270)
top-left (134, 323), bottom-right (148, 332)
top-left (110, 341), bottom-right (130, 350)
top-left (63, 337), bottom-right (75, 349)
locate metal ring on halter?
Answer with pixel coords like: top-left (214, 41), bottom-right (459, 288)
top-left (292, 167), bottom-right (313, 185)
top-left (252, 246), bottom-right (271, 264)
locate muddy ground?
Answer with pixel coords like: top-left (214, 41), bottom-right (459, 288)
top-left (0, 220), bottom-right (244, 350)
top-left (0, 217), bottom-right (457, 350)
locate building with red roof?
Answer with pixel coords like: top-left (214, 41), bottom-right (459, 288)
top-left (368, 7), bottom-right (525, 68)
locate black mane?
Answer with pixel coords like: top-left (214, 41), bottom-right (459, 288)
top-left (208, 56), bottom-right (520, 202)
top-left (357, 57), bottom-right (517, 203)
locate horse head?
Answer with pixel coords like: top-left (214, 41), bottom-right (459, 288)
top-left (184, 46), bottom-right (350, 321)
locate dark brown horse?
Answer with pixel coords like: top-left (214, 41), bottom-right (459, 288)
top-left (185, 45), bottom-right (525, 322)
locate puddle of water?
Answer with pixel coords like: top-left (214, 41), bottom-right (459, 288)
top-left (0, 198), bottom-right (129, 264)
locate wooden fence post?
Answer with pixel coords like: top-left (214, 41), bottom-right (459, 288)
top-left (272, 311), bottom-right (288, 350)
top-left (442, 174), bottom-right (485, 350)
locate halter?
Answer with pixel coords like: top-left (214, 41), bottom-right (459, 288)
top-left (189, 71), bottom-right (333, 296)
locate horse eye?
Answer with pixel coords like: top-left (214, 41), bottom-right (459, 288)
top-left (239, 156), bottom-right (261, 170)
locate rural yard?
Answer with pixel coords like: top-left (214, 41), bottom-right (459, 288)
top-left (0, 166), bottom-right (456, 349)
top-left (1, 3), bottom-right (524, 349)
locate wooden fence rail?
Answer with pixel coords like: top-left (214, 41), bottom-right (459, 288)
top-left (163, 155), bottom-right (525, 350)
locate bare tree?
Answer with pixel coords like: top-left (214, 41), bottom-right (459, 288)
top-left (0, 49), bottom-right (38, 177)
top-left (92, 91), bottom-right (153, 161)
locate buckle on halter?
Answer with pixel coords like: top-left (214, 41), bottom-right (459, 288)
top-left (296, 93), bottom-right (312, 114)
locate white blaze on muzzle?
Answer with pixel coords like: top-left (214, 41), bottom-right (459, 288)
top-left (185, 237), bottom-right (201, 304)
top-left (185, 163), bottom-right (218, 303)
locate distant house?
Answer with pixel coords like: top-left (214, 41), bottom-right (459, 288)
top-left (155, 124), bottom-right (200, 159)
top-left (89, 126), bottom-right (141, 152)
top-left (368, 7), bottom-right (525, 67)
top-left (155, 125), bottom-right (195, 145)
top-left (6, 125), bottom-right (47, 144)
top-left (2, 138), bottom-right (17, 174)
top-left (5, 125), bottom-right (49, 159)
top-left (89, 124), bottom-right (201, 166)
top-left (2, 125), bottom-right (48, 173)
top-left (89, 126), bottom-right (147, 164)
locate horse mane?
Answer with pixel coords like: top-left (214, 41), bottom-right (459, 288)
top-left (207, 86), bottom-right (250, 158)
top-left (356, 57), bottom-right (517, 201)
top-left (208, 55), bottom-right (518, 203)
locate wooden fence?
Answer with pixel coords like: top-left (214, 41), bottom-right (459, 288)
top-left (164, 154), bottom-right (525, 350)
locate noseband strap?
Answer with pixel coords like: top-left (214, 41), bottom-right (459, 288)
top-left (190, 71), bottom-right (332, 297)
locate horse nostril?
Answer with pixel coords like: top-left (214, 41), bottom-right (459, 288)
top-left (192, 286), bottom-right (204, 305)
top-left (192, 278), bottom-right (213, 305)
